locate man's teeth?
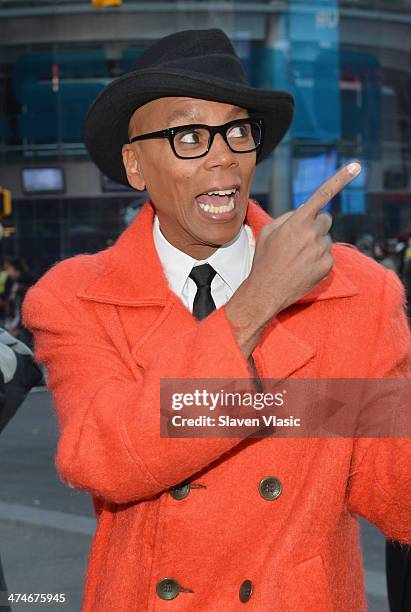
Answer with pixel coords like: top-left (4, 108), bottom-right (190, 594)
top-left (206, 189), bottom-right (236, 196)
top-left (199, 194), bottom-right (235, 214)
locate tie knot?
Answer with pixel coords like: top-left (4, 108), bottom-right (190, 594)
top-left (189, 263), bottom-right (216, 288)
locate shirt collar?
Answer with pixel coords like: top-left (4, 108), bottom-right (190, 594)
top-left (153, 215), bottom-right (195, 297)
top-left (206, 224), bottom-right (253, 292)
top-left (153, 214), bottom-right (252, 295)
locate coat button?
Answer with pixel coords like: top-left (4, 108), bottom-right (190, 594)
top-left (170, 483), bottom-right (190, 500)
top-left (259, 476), bottom-right (282, 501)
top-left (239, 579), bottom-right (253, 603)
top-left (156, 578), bottom-right (180, 600)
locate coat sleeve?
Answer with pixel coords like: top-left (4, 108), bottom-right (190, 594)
top-left (22, 275), bottom-right (255, 504)
top-left (347, 269), bottom-right (411, 543)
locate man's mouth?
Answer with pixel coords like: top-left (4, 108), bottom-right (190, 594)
top-left (195, 187), bottom-right (239, 216)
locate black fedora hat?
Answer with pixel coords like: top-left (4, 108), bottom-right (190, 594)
top-left (84, 28), bottom-right (294, 186)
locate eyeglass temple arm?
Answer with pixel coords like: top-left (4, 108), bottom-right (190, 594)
top-left (129, 128), bottom-right (170, 144)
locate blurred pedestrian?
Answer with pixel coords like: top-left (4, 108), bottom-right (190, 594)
top-left (372, 240), bottom-right (398, 273)
top-left (0, 262), bottom-right (13, 327)
top-left (4, 260), bottom-right (37, 348)
top-left (397, 233), bottom-right (411, 319)
top-left (355, 232), bottom-right (374, 258)
top-left (396, 227), bottom-right (411, 280)
top-left (0, 329), bottom-right (42, 611)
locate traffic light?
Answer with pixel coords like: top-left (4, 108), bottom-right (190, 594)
top-left (92, 0), bottom-right (122, 8)
top-left (0, 187), bottom-right (12, 219)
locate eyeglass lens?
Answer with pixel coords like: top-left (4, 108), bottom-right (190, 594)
top-left (173, 121), bottom-right (261, 158)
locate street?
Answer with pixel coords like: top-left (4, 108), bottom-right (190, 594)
top-left (0, 389), bottom-right (390, 612)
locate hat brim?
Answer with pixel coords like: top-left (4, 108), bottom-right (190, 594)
top-left (84, 69), bottom-right (294, 186)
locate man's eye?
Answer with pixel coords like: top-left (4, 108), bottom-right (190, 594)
top-left (178, 130), bottom-right (201, 144)
top-left (228, 124), bottom-right (249, 138)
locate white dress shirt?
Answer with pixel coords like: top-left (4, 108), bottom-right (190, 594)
top-left (153, 215), bottom-right (255, 313)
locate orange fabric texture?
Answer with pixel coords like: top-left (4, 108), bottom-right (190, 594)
top-left (23, 201), bottom-right (411, 611)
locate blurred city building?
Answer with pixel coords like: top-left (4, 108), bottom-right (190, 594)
top-left (0, 0), bottom-right (410, 275)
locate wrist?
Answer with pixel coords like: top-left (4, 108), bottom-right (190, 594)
top-left (224, 280), bottom-right (272, 357)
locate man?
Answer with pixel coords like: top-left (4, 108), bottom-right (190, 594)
top-left (22, 30), bottom-right (410, 611)
top-left (3, 259), bottom-right (36, 347)
top-left (0, 330), bottom-right (43, 611)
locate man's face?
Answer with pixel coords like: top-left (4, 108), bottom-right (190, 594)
top-left (8, 266), bottom-right (20, 280)
top-left (122, 97), bottom-right (256, 259)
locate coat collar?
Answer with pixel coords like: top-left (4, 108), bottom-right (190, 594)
top-left (77, 201), bottom-right (170, 306)
top-left (77, 200), bottom-right (358, 306)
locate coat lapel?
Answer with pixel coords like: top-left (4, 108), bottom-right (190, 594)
top-left (245, 201), bottom-right (359, 304)
top-left (245, 202), bottom-right (358, 377)
top-left (76, 200), bottom-right (358, 377)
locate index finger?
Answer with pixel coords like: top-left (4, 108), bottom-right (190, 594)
top-left (300, 161), bottom-right (362, 217)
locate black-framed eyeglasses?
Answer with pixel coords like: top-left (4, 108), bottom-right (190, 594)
top-left (129, 117), bottom-right (264, 159)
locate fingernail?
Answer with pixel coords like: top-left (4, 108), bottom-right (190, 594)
top-left (347, 162), bottom-right (361, 176)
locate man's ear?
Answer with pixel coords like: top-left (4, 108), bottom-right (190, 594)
top-left (122, 145), bottom-right (146, 190)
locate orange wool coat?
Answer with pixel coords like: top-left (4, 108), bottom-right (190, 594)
top-left (23, 201), bottom-right (411, 611)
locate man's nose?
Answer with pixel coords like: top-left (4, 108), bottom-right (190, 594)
top-left (204, 133), bottom-right (238, 168)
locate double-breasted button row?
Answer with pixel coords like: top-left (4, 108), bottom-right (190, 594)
top-left (161, 477), bottom-right (281, 603)
top-left (170, 477), bottom-right (282, 501)
top-left (156, 578), bottom-right (254, 602)
top-left (259, 476), bottom-right (282, 500)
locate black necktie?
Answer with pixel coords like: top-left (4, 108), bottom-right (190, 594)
top-left (189, 264), bottom-right (217, 320)
top-left (189, 263), bottom-right (263, 398)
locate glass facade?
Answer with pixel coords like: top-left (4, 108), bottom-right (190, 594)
top-left (0, 0), bottom-right (410, 275)
top-left (13, 196), bottom-right (137, 274)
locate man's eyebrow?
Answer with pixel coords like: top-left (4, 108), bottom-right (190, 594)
top-left (166, 106), bottom-right (248, 126)
top-left (166, 109), bottom-right (197, 125)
